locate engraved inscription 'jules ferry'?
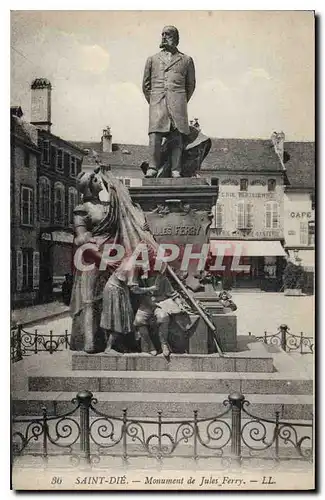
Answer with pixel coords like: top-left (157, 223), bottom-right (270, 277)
top-left (152, 225), bottom-right (202, 236)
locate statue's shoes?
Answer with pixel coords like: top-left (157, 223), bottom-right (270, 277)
top-left (145, 168), bottom-right (158, 178)
top-left (84, 347), bottom-right (96, 354)
top-left (161, 344), bottom-right (171, 362)
top-left (104, 348), bottom-right (122, 355)
top-left (171, 171), bottom-right (181, 178)
top-left (150, 349), bottom-right (163, 356)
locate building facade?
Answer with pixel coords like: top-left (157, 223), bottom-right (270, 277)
top-left (11, 107), bottom-right (41, 307)
top-left (202, 135), bottom-right (287, 291)
top-left (30, 79), bottom-right (85, 301)
top-left (282, 141), bottom-right (315, 293)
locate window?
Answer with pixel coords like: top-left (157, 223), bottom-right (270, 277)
top-left (240, 179), bottom-right (248, 191)
top-left (56, 149), bottom-right (64, 171)
top-left (308, 221), bottom-right (315, 246)
top-left (68, 187), bottom-right (78, 225)
top-left (50, 145), bottom-right (56, 168)
top-left (39, 177), bottom-right (51, 222)
top-left (16, 248), bottom-right (33, 291)
top-left (41, 140), bottom-right (50, 164)
top-left (265, 202), bottom-right (279, 229)
top-left (70, 156), bottom-right (77, 177)
top-left (300, 222), bottom-right (308, 245)
top-left (237, 201), bottom-right (253, 229)
top-left (268, 179), bottom-right (276, 192)
top-left (20, 186), bottom-right (34, 226)
top-left (214, 203), bottom-right (223, 228)
top-left (33, 251), bottom-right (40, 290)
top-left (76, 158), bottom-right (82, 176)
top-left (24, 150), bottom-right (30, 168)
top-left (211, 178), bottom-right (219, 187)
top-left (311, 193), bottom-right (315, 211)
top-left (117, 177), bottom-right (131, 187)
top-left (54, 182), bottom-right (65, 224)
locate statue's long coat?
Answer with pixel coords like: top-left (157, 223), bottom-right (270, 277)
top-left (142, 50), bottom-right (196, 135)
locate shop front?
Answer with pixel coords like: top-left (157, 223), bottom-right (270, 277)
top-left (39, 230), bottom-right (74, 302)
top-left (210, 239), bottom-right (287, 291)
top-left (287, 248), bottom-right (315, 295)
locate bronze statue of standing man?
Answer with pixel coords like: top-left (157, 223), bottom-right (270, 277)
top-left (142, 26), bottom-right (196, 178)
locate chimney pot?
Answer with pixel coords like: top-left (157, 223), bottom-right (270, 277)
top-left (30, 78), bottom-right (52, 132)
top-left (271, 130), bottom-right (285, 163)
top-left (102, 126), bottom-right (113, 153)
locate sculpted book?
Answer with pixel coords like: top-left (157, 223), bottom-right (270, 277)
top-left (10, 10), bottom-right (315, 491)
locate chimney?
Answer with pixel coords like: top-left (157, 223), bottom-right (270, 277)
top-left (271, 131), bottom-right (285, 163)
top-left (30, 78), bottom-right (52, 132)
top-left (101, 126), bottom-right (112, 153)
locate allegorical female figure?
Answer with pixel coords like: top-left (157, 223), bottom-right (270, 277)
top-left (69, 168), bottom-right (120, 353)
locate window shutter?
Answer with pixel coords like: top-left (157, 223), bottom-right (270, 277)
top-left (300, 222), bottom-right (308, 245)
top-left (33, 251), bottom-right (40, 290)
top-left (265, 202), bottom-right (271, 229)
top-left (273, 202), bottom-right (279, 229)
top-left (247, 202), bottom-right (253, 228)
top-left (30, 188), bottom-right (34, 225)
top-left (216, 203), bottom-right (223, 228)
top-left (50, 145), bottom-right (57, 168)
top-left (16, 250), bottom-right (23, 291)
top-left (237, 203), bottom-right (244, 229)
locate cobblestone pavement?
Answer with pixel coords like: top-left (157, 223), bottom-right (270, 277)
top-left (24, 293), bottom-right (315, 338)
top-left (12, 301), bottom-right (69, 327)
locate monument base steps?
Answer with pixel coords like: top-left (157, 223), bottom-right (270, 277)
top-left (11, 341), bottom-right (313, 421)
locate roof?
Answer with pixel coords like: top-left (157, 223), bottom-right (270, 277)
top-left (11, 116), bottom-right (39, 151)
top-left (72, 141), bottom-right (149, 167)
top-left (201, 138), bottom-right (283, 172)
top-left (282, 141), bottom-right (315, 190)
top-left (39, 130), bottom-right (85, 156)
top-left (71, 138), bottom-right (315, 187)
top-left (74, 138), bottom-right (284, 172)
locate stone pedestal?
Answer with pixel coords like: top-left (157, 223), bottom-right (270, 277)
top-left (187, 313), bottom-right (237, 354)
top-left (129, 177), bottom-right (237, 353)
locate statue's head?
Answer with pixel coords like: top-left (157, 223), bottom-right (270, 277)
top-left (160, 26), bottom-right (179, 50)
top-left (76, 168), bottom-right (104, 199)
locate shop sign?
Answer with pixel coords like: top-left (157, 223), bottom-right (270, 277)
top-left (214, 229), bottom-right (281, 239)
top-left (40, 232), bottom-right (73, 243)
top-left (220, 192), bottom-right (276, 199)
top-left (290, 212), bottom-right (312, 218)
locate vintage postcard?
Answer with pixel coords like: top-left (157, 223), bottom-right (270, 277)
top-left (10, 10), bottom-right (315, 491)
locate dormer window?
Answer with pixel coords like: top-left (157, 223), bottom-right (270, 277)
top-left (240, 179), bottom-right (248, 191)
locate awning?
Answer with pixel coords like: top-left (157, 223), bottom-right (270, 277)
top-left (288, 249), bottom-right (315, 271)
top-left (210, 240), bottom-right (287, 257)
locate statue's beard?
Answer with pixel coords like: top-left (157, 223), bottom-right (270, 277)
top-left (160, 41), bottom-right (175, 51)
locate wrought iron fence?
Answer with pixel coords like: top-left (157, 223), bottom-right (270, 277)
top-left (12, 391), bottom-right (313, 467)
top-left (249, 325), bottom-right (314, 354)
top-left (11, 324), bottom-right (70, 362)
top-left (11, 323), bottom-right (313, 363)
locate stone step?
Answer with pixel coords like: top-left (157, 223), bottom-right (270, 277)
top-left (28, 371), bottom-right (312, 395)
top-left (71, 342), bottom-right (274, 373)
top-left (12, 391), bottom-right (313, 420)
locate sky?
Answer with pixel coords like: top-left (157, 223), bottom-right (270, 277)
top-left (10, 10), bottom-right (315, 144)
